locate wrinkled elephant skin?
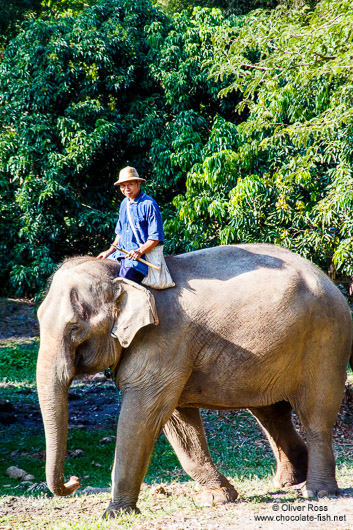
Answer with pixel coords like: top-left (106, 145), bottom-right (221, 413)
top-left (36, 244), bottom-right (352, 517)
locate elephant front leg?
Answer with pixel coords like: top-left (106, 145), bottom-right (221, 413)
top-left (104, 391), bottom-right (175, 518)
top-left (164, 407), bottom-right (238, 506)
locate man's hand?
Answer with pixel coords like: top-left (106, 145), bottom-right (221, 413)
top-left (97, 250), bottom-right (111, 259)
top-left (126, 240), bottom-right (160, 261)
top-left (97, 247), bottom-right (115, 260)
top-left (97, 238), bottom-right (120, 260)
top-left (126, 249), bottom-right (142, 261)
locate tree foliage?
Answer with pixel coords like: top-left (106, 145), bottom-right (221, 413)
top-left (146, 7), bottom-right (240, 252)
top-left (0, 0), bottom-right (42, 49)
top-left (154, 0), bottom-right (318, 17)
top-left (171, 0), bottom-right (353, 278)
top-left (1, 0), bottom-right (353, 297)
top-left (155, 0), bottom-right (279, 17)
top-left (0, 0), bottom-right (95, 50)
top-left (0, 1), bottom-right (236, 296)
top-left (0, 0), bottom-right (167, 295)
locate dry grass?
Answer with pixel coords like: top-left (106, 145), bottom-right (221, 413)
top-left (1, 474), bottom-right (353, 529)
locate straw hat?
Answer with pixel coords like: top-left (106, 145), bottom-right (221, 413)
top-left (114, 166), bottom-right (146, 186)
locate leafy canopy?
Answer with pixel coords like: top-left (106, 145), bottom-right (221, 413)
top-left (0, 2), bottom-right (236, 296)
top-left (1, 0), bottom-right (353, 297)
top-left (171, 0), bottom-right (353, 278)
top-left (0, 0), bottom-right (168, 296)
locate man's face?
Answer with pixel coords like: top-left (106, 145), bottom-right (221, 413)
top-left (120, 180), bottom-right (141, 201)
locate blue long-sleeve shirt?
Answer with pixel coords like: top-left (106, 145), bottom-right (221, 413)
top-left (108, 191), bottom-right (164, 274)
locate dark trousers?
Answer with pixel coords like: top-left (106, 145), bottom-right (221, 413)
top-left (118, 258), bottom-right (146, 284)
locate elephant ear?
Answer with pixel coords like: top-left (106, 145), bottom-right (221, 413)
top-left (111, 278), bottom-right (159, 348)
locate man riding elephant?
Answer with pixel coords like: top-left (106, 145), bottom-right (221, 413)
top-left (97, 166), bottom-right (164, 284)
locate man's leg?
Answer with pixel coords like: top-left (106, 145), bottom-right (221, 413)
top-left (118, 258), bottom-right (146, 284)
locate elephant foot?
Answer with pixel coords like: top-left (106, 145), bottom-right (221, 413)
top-left (102, 501), bottom-right (140, 519)
top-left (196, 486), bottom-right (238, 506)
top-left (302, 481), bottom-right (339, 499)
top-left (274, 466), bottom-right (307, 489)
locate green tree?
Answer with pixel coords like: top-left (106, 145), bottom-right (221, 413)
top-left (1, 2), bottom-right (239, 296)
top-left (0, 0), bottom-right (168, 296)
top-left (153, 0), bottom-right (317, 17)
top-left (41, 0), bottom-right (96, 15)
top-left (4, 0), bottom-right (351, 297)
top-left (171, 0), bottom-right (353, 278)
top-left (0, 0), bottom-right (96, 51)
top-left (0, 0), bottom-right (42, 49)
top-left (147, 7), bottom-right (242, 252)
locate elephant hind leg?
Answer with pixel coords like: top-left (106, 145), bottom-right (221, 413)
top-left (295, 381), bottom-right (344, 497)
top-left (249, 401), bottom-right (308, 488)
top-left (164, 407), bottom-right (237, 506)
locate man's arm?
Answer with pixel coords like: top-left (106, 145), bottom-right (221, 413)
top-left (97, 234), bottom-right (120, 260)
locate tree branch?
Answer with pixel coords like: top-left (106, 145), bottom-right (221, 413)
top-left (240, 63), bottom-right (282, 72)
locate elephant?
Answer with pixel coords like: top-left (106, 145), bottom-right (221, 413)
top-left (36, 244), bottom-right (353, 518)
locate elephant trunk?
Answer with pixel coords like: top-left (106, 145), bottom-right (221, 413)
top-left (37, 350), bottom-right (81, 496)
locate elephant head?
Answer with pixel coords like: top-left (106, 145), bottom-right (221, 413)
top-left (36, 258), bottom-right (158, 496)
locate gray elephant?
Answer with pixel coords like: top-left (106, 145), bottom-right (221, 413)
top-left (36, 244), bottom-right (352, 518)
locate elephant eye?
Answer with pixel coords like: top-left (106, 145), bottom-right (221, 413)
top-left (71, 325), bottom-right (79, 332)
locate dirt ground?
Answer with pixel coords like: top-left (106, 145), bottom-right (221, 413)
top-left (2, 483), bottom-right (353, 530)
top-left (0, 298), bottom-right (39, 341)
top-left (1, 299), bottom-right (353, 529)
